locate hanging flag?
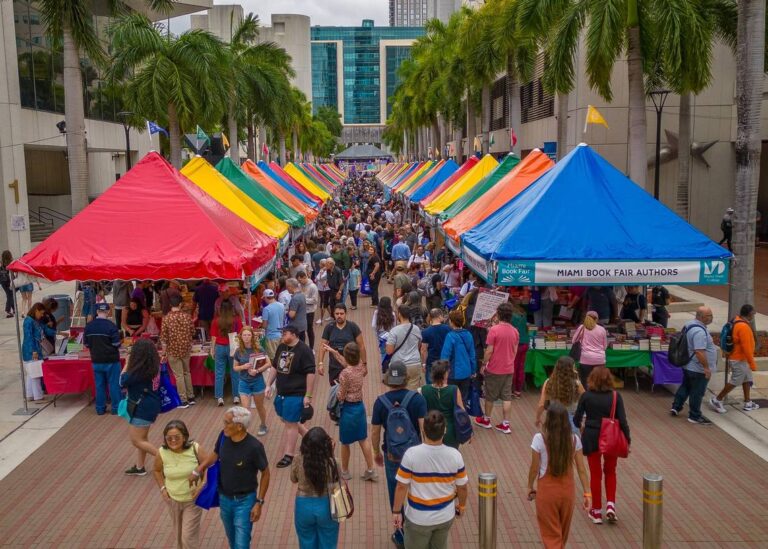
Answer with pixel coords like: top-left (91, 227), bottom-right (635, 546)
top-left (584, 105), bottom-right (609, 132)
top-left (473, 136), bottom-right (482, 152)
top-left (196, 126), bottom-right (210, 149)
top-left (146, 120), bottom-right (168, 137)
top-left (489, 134), bottom-right (495, 146)
top-left (510, 128), bottom-right (518, 147)
top-left (262, 142), bottom-right (270, 157)
top-left (221, 132), bottom-right (230, 150)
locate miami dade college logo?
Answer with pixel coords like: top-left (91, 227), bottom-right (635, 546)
top-left (703, 261), bottom-right (725, 276)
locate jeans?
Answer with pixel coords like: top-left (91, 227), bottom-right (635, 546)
top-left (2, 282), bottom-right (13, 314)
top-left (672, 369), bottom-right (710, 420)
top-left (219, 492), bottom-right (255, 549)
top-left (370, 275), bottom-right (381, 306)
top-left (92, 361), bottom-right (121, 414)
top-left (341, 278), bottom-right (349, 305)
top-left (349, 289), bottom-right (359, 307)
top-left (384, 455), bottom-right (405, 545)
top-left (306, 312), bottom-right (315, 349)
top-left (214, 343), bottom-right (238, 400)
top-left (294, 496), bottom-right (340, 549)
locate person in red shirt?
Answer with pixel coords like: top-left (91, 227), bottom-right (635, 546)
top-left (476, 302), bottom-right (520, 434)
top-left (210, 300), bottom-right (243, 407)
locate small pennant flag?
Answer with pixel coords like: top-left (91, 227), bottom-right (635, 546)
top-left (262, 142), bottom-right (270, 157)
top-left (146, 120), bottom-right (168, 137)
top-left (490, 134), bottom-right (495, 146)
top-left (196, 125), bottom-right (210, 147)
top-left (584, 105), bottom-right (609, 132)
top-left (472, 136), bottom-right (481, 152)
top-left (510, 128), bottom-right (518, 147)
top-left (221, 132), bottom-right (230, 150)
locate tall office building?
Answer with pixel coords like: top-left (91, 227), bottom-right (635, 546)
top-left (312, 20), bottom-right (423, 145)
top-left (389, 0), bottom-right (428, 27)
top-left (426, 0), bottom-right (461, 23)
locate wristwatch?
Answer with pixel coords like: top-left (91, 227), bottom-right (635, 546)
top-left (255, 497), bottom-right (265, 505)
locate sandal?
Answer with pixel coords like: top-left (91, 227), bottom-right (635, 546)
top-left (276, 455), bottom-right (294, 468)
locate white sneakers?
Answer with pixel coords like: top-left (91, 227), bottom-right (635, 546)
top-left (743, 401), bottom-right (760, 411)
top-left (709, 397), bottom-right (727, 414)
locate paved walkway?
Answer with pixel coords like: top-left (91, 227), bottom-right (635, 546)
top-left (1, 286), bottom-right (768, 547)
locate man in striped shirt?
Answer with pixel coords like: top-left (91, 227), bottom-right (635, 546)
top-left (393, 411), bottom-right (469, 548)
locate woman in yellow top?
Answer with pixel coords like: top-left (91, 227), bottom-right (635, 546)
top-left (153, 420), bottom-right (210, 549)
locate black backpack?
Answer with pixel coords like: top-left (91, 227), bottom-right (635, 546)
top-left (667, 324), bottom-right (706, 367)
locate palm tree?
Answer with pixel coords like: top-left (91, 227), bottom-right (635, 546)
top-left (108, 14), bottom-right (229, 168)
top-left (221, 14), bottom-right (294, 163)
top-left (729, 0), bottom-right (765, 313)
top-left (38, 0), bottom-right (173, 214)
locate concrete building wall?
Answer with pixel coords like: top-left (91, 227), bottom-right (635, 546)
top-left (427, 0), bottom-right (461, 23)
top-left (201, 5), bottom-right (243, 42)
top-left (260, 14), bottom-right (312, 101)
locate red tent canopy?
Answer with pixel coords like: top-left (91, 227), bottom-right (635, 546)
top-left (9, 152), bottom-right (276, 281)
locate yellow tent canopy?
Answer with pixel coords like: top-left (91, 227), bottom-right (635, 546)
top-left (423, 155), bottom-right (498, 215)
top-left (181, 157), bottom-right (289, 239)
top-left (285, 163), bottom-right (331, 202)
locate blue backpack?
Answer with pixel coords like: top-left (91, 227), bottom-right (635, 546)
top-left (720, 318), bottom-right (748, 354)
top-left (380, 391), bottom-right (420, 462)
top-left (452, 386), bottom-right (473, 444)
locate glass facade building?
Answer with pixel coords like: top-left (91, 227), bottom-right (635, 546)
top-left (311, 21), bottom-right (423, 125)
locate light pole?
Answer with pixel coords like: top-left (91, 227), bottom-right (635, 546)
top-left (649, 89), bottom-right (670, 200)
top-left (117, 111), bottom-right (133, 170)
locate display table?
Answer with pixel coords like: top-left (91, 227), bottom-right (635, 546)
top-left (524, 348), bottom-right (653, 388)
top-left (42, 354), bottom-right (215, 398)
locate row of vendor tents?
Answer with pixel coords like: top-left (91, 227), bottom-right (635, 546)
top-left (9, 154), bottom-right (345, 282)
top-left (378, 144), bottom-right (732, 287)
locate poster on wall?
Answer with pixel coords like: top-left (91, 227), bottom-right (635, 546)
top-left (470, 288), bottom-right (510, 328)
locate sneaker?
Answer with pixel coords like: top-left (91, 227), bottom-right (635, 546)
top-left (709, 397), bottom-right (727, 414)
top-left (124, 465), bottom-right (147, 476)
top-left (494, 422), bottom-right (511, 434)
top-left (474, 416), bottom-right (492, 429)
top-left (233, 397), bottom-right (241, 405)
top-left (743, 401), bottom-right (761, 411)
top-left (217, 398), bottom-right (224, 407)
top-left (177, 401), bottom-right (190, 409)
top-left (361, 469), bottom-right (379, 482)
top-left (257, 424), bottom-right (268, 437)
top-left (669, 408), bottom-right (679, 417)
top-left (188, 398), bottom-right (197, 406)
top-left (687, 416), bottom-right (713, 425)
top-left (606, 503), bottom-right (618, 523)
top-left (351, 306), bottom-right (357, 310)
top-left (340, 470), bottom-right (352, 480)
top-left (276, 455), bottom-right (294, 468)
top-left (588, 509), bottom-right (603, 524)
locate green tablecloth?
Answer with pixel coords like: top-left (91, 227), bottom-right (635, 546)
top-left (524, 349), bottom-right (652, 387)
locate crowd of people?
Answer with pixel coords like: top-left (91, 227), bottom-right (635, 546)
top-left (6, 171), bottom-right (763, 549)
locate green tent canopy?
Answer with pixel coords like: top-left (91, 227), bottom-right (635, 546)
top-left (438, 154), bottom-right (520, 221)
top-left (216, 157), bottom-right (306, 228)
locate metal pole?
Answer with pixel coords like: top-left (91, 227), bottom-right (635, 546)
top-left (124, 124), bottom-right (132, 170)
top-left (653, 107), bottom-right (662, 199)
top-left (642, 473), bottom-right (663, 549)
top-left (478, 472), bottom-right (497, 549)
top-left (11, 274), bottom-right (39, 415)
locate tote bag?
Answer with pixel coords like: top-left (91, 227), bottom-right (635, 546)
top-left (329, 463), bottom-right (354, 522)
top-left (159, 364), bottom-right (182, 413)
top-left (196, 432), bottom-right (225, 510)
top-left (598, 391), bottom-right (629, 458)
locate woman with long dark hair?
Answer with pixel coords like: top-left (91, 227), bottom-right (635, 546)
top-left (372, 296), bottom-right (396, 358)
top-left (290, 427), bottom-right (341, 548)
top-left (154, 420), bottom-right (209, 549)
top-left (574, 366), bottom-right (631, 525)
top-left (210, 299), bottom-right (242, 406)
top-left (527, 402), bottom-right (590, 548)
top-left (121, 339), bottom-right (162, 476)
top-left (419, 360), bottom-right (465, 449)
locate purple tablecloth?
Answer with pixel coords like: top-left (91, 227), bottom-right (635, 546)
top-left (651, 352), bottom-right (683, 385)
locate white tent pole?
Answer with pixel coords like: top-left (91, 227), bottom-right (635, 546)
top-left (11, 274), bottom-right (38, 415)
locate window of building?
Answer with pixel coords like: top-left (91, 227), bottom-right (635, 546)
top-left (520, 53), bottom-right (554, 124)
top-left (490, 77), bottom-right (507, 131)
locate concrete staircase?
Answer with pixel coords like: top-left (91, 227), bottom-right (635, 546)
top-left (30, 220), bottom-right (55, 243)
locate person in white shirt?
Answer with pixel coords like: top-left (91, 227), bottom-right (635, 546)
top-left (393, 410), bottom-right (468, 548)
top-left (278, 278), bottom-right (292, 310)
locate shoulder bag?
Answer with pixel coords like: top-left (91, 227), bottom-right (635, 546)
top-left (598, 391), bottom-right (629, 458)
top-left (381, 323), bottom-right (413, 373)
top-left (329, 461), bottom-right (354, 522)
top-left (569, 326), bottom-right (584, 361)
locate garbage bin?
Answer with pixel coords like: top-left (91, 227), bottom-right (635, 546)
top-left (46, 294), bottom-right (74, 331)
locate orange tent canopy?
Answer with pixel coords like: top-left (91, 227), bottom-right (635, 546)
top-left (241, 160), bottom-right (318, 222)
top-left (442, 150), bottom-right (554, 242)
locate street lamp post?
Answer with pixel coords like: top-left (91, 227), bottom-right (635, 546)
top-left (117, 111), bottom-right (133, 170)
top-left (649, 90), bottom-right (670, 200)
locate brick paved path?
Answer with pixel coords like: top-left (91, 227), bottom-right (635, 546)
top-left (1, 292), bottom-right (768, 548)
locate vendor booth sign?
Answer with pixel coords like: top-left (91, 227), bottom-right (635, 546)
top-left (462, 246), bottom-right (492, 282)
top-left (496, 260), bottom-right (729, 286)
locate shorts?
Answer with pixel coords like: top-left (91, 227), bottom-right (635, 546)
top-left (729, 360), bottom-right (753, 385)
top-left (129, 417), bottom-right (153, 427)
top-left (17, 283), bottom-right (33, 293)
top-left (239, 374), bottom-right (265, 396)
top-left (275, 395), bottom-right (303, 423)
top-left (484, 373), bottom-right (514, 401)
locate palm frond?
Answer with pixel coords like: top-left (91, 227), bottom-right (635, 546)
top-left (584, 0), bottom-right (625, 100)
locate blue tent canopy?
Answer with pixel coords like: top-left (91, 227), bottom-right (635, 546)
top-left (257, 161), bottom-right (319, 208)
top-left (461, 144), bottom-right (731, 286)
top-left (408, 160), bottom-right (459, 202)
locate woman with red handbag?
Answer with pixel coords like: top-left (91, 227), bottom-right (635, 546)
top-left (573, 367), bottom-right (631, 525)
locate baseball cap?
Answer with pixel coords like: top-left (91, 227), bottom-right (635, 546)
top-left (263, 289), bottom-right (275, 298)
top-left (385, 360), bottom-right (408, 386)
top-left (300, 404), bottom-right (314, 424)
top-left (95, 302), bottom-right (110, 312)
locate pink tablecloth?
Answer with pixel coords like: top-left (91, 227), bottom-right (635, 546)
top-left (42, 355), bottom-right (214, 396)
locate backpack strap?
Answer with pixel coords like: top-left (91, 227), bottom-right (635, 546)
top-left (379, 393), bottom-right (396, 412)
top-left (400, 390), bottom-right (416, 410)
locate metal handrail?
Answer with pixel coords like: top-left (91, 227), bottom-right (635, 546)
top-left (28, 209), bottom-right (52, 229)
top-left (37, 206), bottom-right (71, 225)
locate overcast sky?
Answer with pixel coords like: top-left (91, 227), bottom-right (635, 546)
top-left (170, 0), bottom-right (390, 32)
